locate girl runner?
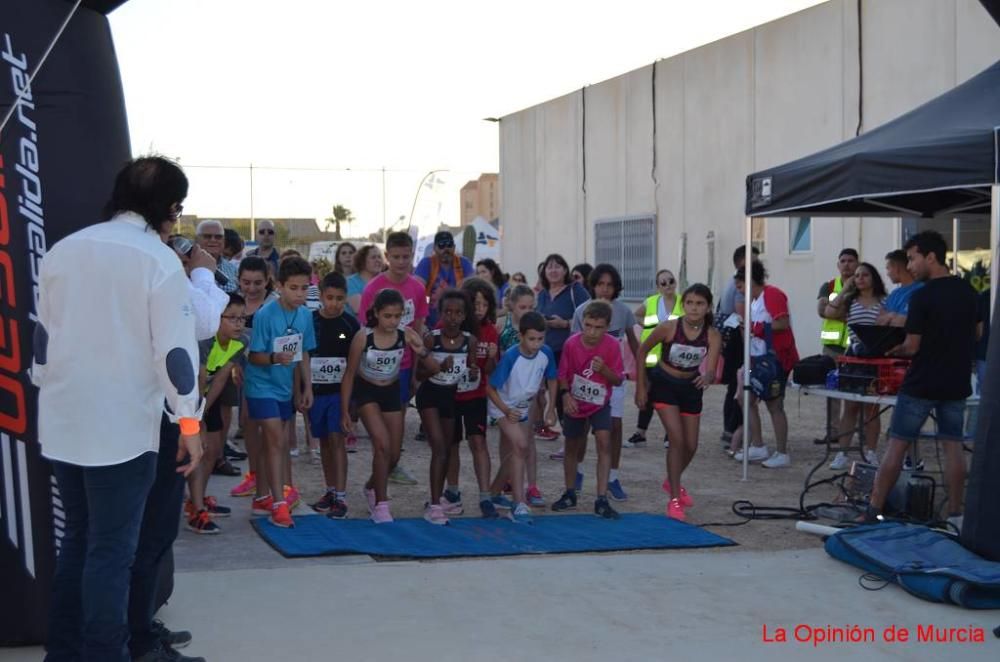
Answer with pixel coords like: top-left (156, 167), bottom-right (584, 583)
top-left (636, 284), bottom-right (721, 521)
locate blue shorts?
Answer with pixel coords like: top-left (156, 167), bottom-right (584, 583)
top-left (246, 397), bottom-right (294, 422)
top-left (309, 394), bottom-right (343, 438)
top-left (562, 404), bottom-right (612, 437)
top-left (399, 367), bottom-right (412, 404)
top-left (888, 393), bottom-right (966, 444)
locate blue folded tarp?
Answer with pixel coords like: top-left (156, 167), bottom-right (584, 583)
top-left (825, 522), bottom-right (1000, 609)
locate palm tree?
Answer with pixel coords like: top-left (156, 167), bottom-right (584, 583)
top-left (324, 204), bottom-right (355, 239)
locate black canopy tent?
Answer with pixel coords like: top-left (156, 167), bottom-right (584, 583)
top-left (741, 56), bottom-right (1000, 561)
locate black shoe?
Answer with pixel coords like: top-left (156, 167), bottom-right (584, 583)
top-left (224, 443), bottom-right (247, 461)
top-left (135, 641), bottom-right (205, 662)
top-left (551, 490), bottom-right (577, 512)
top-left (212, 459), bottom-right (241, 476)
top-left (327, 499), bottom-right (348, 520)
top-left (625, 432), bottom-right (647, 448)
top-left (594, 496), bottom-right (620, 520)
top-left (151, 618), bottom-right (192, 650)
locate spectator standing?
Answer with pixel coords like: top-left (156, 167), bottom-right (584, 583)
top-left (717, 246), bottom-right (759, 445)
top-left (196, 219), bottom-right (238, 293)
top-left (415, 231), bottom-right (474, 326)
top-left (878, 249), bottom-right (924, 327)
top-left (816, 248), bottom-right (859, 441)
top-left (347, 244), bottom-right (385, 317)
top-left (246, 219), bottom-right (280, 275)
top-left (334, 241), bottom-right (357, 277)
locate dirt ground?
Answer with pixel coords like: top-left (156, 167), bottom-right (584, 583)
top-left (247, 382), bottom-right (955, 552)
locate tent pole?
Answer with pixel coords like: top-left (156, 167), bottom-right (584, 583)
top-left (952, 217), bottom-right (960, 274)
top-left (992, 185), bottom-right (999, 319)
top-left (742, 217), bottom-right (753, 482)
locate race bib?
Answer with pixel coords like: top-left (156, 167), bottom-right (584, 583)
top-left (365, 348), bottom-right (403, 379)
top-left (668, 343), bottom-right (706, 370)
top-left (430, 352), bottom-right (466, 386)
top-left (571, 373), bottom-right (607, 406)
top-left (458, 363), bottom-right (481, 393)
top-left (273, 332), bottom-right (303, 362)
top-left (311, 357), bottom-right (346, 384)
top-left (401, 299), bottom-right (415, 326)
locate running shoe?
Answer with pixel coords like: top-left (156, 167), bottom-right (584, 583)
top-left (186, 509), bottom-right (220, 535)
top-left (594, 496), bottom-right (620, 520)
top-left (311, 492), bottom-right (337, 514)
top-left (150, 619), bottom-right (192, 650)
top-left (863, 449), bottom-right (880, 467)
top-left (574, 471), bottom-right (584, 493)
top-left (371, 501), bottom-right (394, 524)
top-left (283, 485), bottom-right (301, 510)
top-left (548, 448), bottom-right (565, 460)
top-left (535, 426), bottom-right (560, 441)
top-left (479, 499), bottom-right (499, 519)
top-left (624, 432), bottom-right (647, 448)
top-left (491, 494), bottom-right (514, 511)
top-left (365, 487), bottom-right (377, 514)
top-left (828, 451), bottom-right (849, 470)
top-left (204, 495), bottom-right (231, 517)
top-left (551, 490), bottom-right (578, 512)
top-left (902, 455), bottom-right (925, 471)
top-left (733, 445), bottom-right (769, 463)
top-left (389, 465), bottom-right (418, 485)
top-left (607, 479), bottom-right (628, 502)
top-left (423, 503), bottom-right (450, 526)
top-left (289, 448), bottom-right (301, 458)
top-left (269, 502), bottom-right (294, 528)
top-left (251, 495), bottom-right (273, 516)
top-left (661, 480), bottom-right (693, 508)
top-left (509, 502), bottom-right (534, 524)
top-left (224, 443), bottom-right (247, 461)
top-left (526, 485), bottom-right (545, 507)
top-left (440, 490), bottom-right (463, 516)
top-left (761, 452), bottom-right (791, 468)
top-left (230, 472), bottom-right (256, 497)
top-left (212, 459), bottom-right (241, 476)
top-left (346, 434), bottom-right (358, 453)
top-left (666, 498), bottom-right (685, 521)
top-left (327, 499), bottom-right (348, 520)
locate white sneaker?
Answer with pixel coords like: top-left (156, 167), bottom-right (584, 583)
top-left (864, 449), bottom-right (880, 467)
top-left (733, 445), bottom-right (770, 462)
top-left (289, 448), bottom-right (300, 457)
top-left (762, 452), bottom-right (791, 468)
top-left (946, 514), bottom-right (963, 534)
top-left (829, 451), bottom-right (849, 470)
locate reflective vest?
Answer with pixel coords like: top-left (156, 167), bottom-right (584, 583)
top-left (205, 338), bottom-right (245, 389)
top-left (820, 277), bottom-right (849, 348)
top-left (640, 294), bottom-right (684, 367)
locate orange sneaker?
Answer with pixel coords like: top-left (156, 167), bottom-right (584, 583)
top-left (269, 501), bottom-right (294, 528)
top-left (231, 472), bottom-right (257, 497)
top-left (251, 495), bottom-right (273, 516)
top-left (283, 485), bottom-right (301, 511)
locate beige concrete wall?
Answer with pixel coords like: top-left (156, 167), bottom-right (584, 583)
top-left (499, 0), bottom-right (1000, 354)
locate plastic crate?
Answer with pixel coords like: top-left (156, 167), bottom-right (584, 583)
top-left (835, 356), bottom-right (910, 395)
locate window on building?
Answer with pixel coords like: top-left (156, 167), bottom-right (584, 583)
top-left (751, 217), bottom-right (766, 255)
top-left (594, 215), bottom-right (657, 300)
top-left (789, 217), bottom-right (811, 253)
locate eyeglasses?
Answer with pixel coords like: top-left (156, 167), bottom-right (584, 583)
top-left (221, 315), bottom-right (246, 323)
top-left (169, 204), bottom-right (184, 220)
top-left (199, 233), bottom-right (223, 240)
top-left (658, 278), bottom-right (675, 287)
top-left (259, 228), bottom-right (275, 235)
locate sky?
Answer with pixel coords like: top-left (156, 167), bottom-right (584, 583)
top-left (108, 0), bottom-right (826, 238)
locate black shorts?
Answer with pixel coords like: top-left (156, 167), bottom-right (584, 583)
top-left (453, 397), bottom-right (487, 440)
top-left (649, 368), bottom-right (704, 415)
top-left (416, 382), bottom-right (456, 419)
top-left (204, 399), bottom-right (224, 433)
top-left (354, 377), bottom-right (402, 413)
top-left (219, 379), bottom-right (240, 407)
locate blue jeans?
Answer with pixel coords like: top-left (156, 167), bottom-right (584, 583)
top-left (128, 415), bottom-right (185, 657)
top-left (46, 451), bottom-right (156, 662)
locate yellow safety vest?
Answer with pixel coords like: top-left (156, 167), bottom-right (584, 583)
top-left (820, 277), bottom-right (849, 348)
top-left (640, 294), bottom-right (684, 367)
top-left (206, 338), bottom-right (244, 376)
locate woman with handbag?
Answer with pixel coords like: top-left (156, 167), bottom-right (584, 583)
top-left (733, 261), bottom-right (799, 468)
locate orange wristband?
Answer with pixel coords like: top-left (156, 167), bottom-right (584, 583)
top-left (178, 418), bottom-right (200, 436)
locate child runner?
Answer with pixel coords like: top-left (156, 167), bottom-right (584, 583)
top-left (636, 284), bottom-right (721, 521)
top-left (245, 256), bottom-right (317, 528)
top-left (486, 311), bottom-right (558, 524)
top-left (445, 277), bottom-right (500, 518)
top-left (357, 231), bottom-right (428, 486)
top-left (568, 264), bottom-right (638, 500)
top-left (490, 284), bottom-right (536, 508)
top-left (341, 289), bottom-right (428, 523)
top-left (552, 301), bottom-right (624, 518)
top-left (185, 293), bottom-right (246, 534)
top-left (230, 256), bottom-right (276, 499)
top-left (307, 272), bottom-right (360, 519)
top-left (417, 290), bottom-right (478, 525)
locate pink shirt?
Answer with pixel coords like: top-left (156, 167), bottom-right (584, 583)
top-left (557, 333), bottom-right (623, 418)
top-left (358, 273), bottom-right (429, 369)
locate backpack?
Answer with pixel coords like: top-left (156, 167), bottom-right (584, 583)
top-left (748, 323), bottom-right (782, 400)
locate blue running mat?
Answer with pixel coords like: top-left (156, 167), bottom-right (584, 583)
top-left (252, 513), bottom-right (735, 559)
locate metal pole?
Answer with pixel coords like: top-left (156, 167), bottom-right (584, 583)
top-left (382, 167), bottom-right (387, 239)
top-left (742, 216), bottom-right (753, 481)
top-left (249, 163), bottom-right (255, 237)
top-left (991, 184), bottom-right (999, 319)
top-left (952, 216), bottom-right (960, 275)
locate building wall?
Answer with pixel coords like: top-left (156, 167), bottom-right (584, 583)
top-left (499, 0), bottom-right (1000, 355)
top-left (460, 174), bottom-right (501, 226)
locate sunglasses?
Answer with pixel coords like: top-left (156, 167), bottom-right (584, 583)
top-left (658, 278), bottom-right (675, 286)
top-left (169, 203), bottom-right (184, 220)
top-left (200, 233), bottom-right (223, 240)
top-left (259, 228), bottom-right (275, 235)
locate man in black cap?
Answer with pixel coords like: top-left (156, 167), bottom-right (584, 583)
top-left (414, 230), bottom-right (474, 326)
